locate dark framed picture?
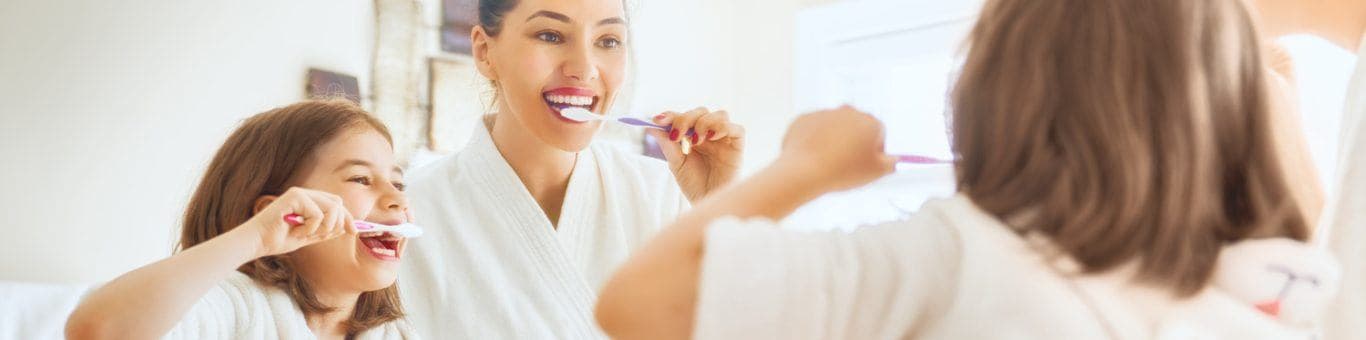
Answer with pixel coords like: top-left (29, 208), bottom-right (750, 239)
top-left (305, 68), bottom-right (361, 104)
top-left (441, 0), bottom-right (479, 54)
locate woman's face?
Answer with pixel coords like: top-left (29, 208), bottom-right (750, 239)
top-left (287, 126), bottom-right (410, 293)
top-left (475, 0), bottom-right (629, 151)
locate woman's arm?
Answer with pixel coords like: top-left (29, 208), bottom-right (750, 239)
top-left (595, 107), bottom-right (896, 340)
top-left (65, 188), bottom-right (353, 340)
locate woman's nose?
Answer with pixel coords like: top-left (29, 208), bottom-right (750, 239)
top-left (563, 44), bottom-right (599, 82)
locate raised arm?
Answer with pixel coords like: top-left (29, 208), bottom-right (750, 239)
top-left (65, 188), bottom-right (354, 340)
top-left (594, 107), bottom-right (897, 340)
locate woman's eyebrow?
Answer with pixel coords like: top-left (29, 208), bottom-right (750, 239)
top-left (597, 17), bottom-right (625, 26)
top-left (526, 10), bottom-right (626, 27)
top-left (527, 10), bottom-right (572, 23)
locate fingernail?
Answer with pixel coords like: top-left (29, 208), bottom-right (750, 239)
top-left (670, 129), bottom-right (680, 141)
top-left (654, 114), bottom-right (667, 122)
top-left (691, 134), bottom-right (699, 145)
top-left (706, 131), bottom-right (715, 140)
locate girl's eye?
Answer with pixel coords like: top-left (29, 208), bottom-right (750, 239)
top-left (393, 182), bottom-right (407, 192)
top-left (598, 37), bottom-right (622, 49)
top-left (536, 31), bottom-right (563, 44)
top-left (348, 176), bottom-right (372, 186)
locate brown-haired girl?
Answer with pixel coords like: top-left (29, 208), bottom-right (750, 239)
top-left (595, 0), bottom-right (1339, 338)
top-left (65, 100), bottom-right (417, 339)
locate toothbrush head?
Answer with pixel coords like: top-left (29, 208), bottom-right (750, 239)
top-left (354, 221), bottom-right (425, 238)
top-left (559, 107), bottom-right (601, 122)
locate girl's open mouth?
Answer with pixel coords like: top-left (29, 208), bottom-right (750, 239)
top-left (357, 231), bottom-right (403, 261)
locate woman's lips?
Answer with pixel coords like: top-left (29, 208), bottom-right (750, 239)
top-left (543, 87), bottom-right (600, 124)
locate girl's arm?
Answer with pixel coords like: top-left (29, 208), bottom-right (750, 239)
top-left (65, 188), bottom-right (354, 340)
top-left (595, 107), bottom-right (897, 340)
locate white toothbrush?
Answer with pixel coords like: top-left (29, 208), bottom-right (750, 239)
top-left (560, 107), bottom-right (696, 154)
top-left (284, 214), bottom-right (425, 238)
top-left (353, 221), bottom-right (424, 238)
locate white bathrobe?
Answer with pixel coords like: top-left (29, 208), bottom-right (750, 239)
top-left (399, 118), bottom-right (690, 339)
top-left (163, 272), bottom-right (416, 339)
top-left (695, 195), bottom-right (1334, 340)
top-left (1320, 35), bottom-right (1366, 340)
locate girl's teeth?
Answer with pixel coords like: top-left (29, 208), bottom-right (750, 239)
top-left (371, 247), bottom-right (396, 256)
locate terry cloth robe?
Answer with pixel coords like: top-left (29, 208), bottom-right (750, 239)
top-left (399, 116), bottom-right (690, 339)
top-left (162, 272), bottom-right (416, 339)
top-left (1321, 34), bottom-right (1366, 340)
top-left (694, 195), bottom-right (1338, 340)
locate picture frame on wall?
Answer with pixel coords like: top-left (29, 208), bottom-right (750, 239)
top-left (305, 68), bottom-right (361, 104)
top-left (440, 0), bottom-right (478, 54)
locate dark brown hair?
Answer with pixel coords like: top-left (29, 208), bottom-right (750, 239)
top-left (951, 0), bottom-right (1307, 296)
top-left (179, 99), bottom-right (404, 334)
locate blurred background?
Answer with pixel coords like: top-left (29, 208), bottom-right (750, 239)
top-left (0, 0), bottom-right (1356, 290)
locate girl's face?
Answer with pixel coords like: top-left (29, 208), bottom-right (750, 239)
top-left (288, 126), bottom-right (409, 293)
top-left (474, 0), bottom-right (628, 151)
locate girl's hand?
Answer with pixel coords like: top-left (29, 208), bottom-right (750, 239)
top-left (778, 106), bottom-right (897, 193)
top-left (241, 187), bottom-right (356, 257)
top-left (649, 107), bottom-right (745, 202)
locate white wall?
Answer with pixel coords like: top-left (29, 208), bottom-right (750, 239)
top-left (631, 0), bottom-right (840, 173)
top-left (0, 0), bottom-right (375, 283)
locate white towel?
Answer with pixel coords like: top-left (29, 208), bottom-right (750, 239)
top-left (695, 195), bottom-right (1331, 339)
top-left (399, 116), bottom-right (690, 339)
top-left (1320, 34), bottom-right (1366, 340)
top-left (163, 272), bottom-right (415, 340)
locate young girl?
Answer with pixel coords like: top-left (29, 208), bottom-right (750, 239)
top-left (65, 100), bottom-right (417, 339)
top-left (595, 0), bottom-right (1339, 339)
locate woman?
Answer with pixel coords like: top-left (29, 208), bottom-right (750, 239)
top-left (1249, 1), bottom-right (1366, 338)
top-left (596, 0), bottom-right (1338, 338)
top-left (398, 0), bottom-right (744, 338)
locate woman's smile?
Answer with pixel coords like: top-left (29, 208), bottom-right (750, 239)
top-left (543, 87), bottom-right (600, 124)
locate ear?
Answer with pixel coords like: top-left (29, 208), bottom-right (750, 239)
top-left (253, 195), bottom-right (278, 216)
top-left (471, 25), bottom-right (498, 82)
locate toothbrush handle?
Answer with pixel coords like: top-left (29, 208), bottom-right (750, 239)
top-left (617, 117), bottom-right (697, 136)
top-left (284, 213), bottom-right (304, 226)
top-left (894, 154), bottom-right (951, 164)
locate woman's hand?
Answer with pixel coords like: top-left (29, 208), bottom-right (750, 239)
top-left (242, 187), bottom-right (356, 257)
top-left (649, 107), bottom-right (745, 202)
top-left (777, 106), bottom-right (897, 194)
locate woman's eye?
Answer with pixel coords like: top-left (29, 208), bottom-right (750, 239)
top-left (393, 182), bottom-right (407, 192)
top-left (536, 32), bottom-right (563, 44)
top-left (348, 176), bottom-right (372, 186)
top-left (598, 37), bottom-right (622, 49)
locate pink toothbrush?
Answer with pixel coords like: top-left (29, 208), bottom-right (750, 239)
top-left (893, 154), bottom-right (951, 164)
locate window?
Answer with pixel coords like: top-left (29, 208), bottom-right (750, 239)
top-left (788, 0), bottom-right (981, 230)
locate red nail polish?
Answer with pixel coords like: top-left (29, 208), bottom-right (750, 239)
top-left (691, 134), bottom-right (699, 145)
top-left (706, 131), bottom-right (715, 140)
top-left (670, 129), bottom-right (680, 141)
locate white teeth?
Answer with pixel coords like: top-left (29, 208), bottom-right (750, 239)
top-left (371, 247), bottom-right (396, 256)
top-left (544, 94), bottom-right (594, 106)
